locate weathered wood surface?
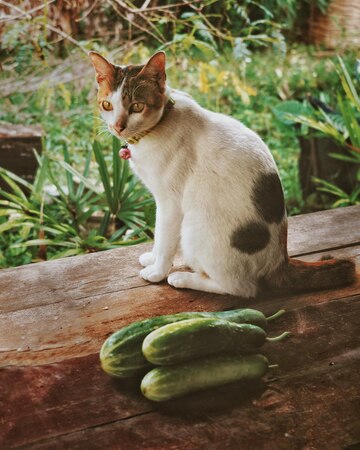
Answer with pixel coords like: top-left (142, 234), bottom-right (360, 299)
top-left (0, 205), bottom-right (360, 449)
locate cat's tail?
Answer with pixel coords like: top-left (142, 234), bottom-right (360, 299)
top-left (265, 256), bottom-right (356, 292)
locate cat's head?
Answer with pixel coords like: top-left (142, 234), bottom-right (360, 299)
top-left (89, 51), bottom-right (168, 141)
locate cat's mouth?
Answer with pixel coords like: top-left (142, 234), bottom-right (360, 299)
top-left (108, 124), bottom-right (150, 143)
top-left (108, 124), bottom-right (125, 139)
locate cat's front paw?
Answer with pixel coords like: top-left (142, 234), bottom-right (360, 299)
top-left (140, 265), bottom-right (168, 283)
top-left (139, 251), bottom-right (156, 267)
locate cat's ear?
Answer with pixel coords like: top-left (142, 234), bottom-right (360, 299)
top-left (88, 51), bottom-right (115, 85)
top-left (139, 52), bottom-right (166, 88)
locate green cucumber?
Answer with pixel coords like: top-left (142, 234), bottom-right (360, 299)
top-left (141, 353), bottom-right (269, 402)
top-left (100, 308), bottom-right (275, 378)
top-left (142, 318), bottom-right (266, 365)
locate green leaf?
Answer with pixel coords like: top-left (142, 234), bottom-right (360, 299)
top-left (12, 239), bottom-right (75, 248)
top-left (332, 198), bottom-right (350, 208)
top-left (0, 167), bottom-right (33, 190)
top-left (337, 95), bottom-right (360, 147)
top-left (77, 207), bottom-right (99, 224)
top-left (49, 248), bottom-right (83, 259)
top-left (55, 159), bottom-right (101, 195)
top-left (350, 184), bottom-right (360, 203)
top-left (314, 177), bottom-right (348, 198)
top-left (120, 160), bottom-right (131, 202)
top-left (336, 56), bottom-right (360, 111)
top-left (62, 144), bottom-right (75, 199)
top-left (98, 210), bottom-right (111, 237)
top-left (76, 148), bottom-right (93, 199)
top-left (93, 140), bottom-right (114, 211)
top-left (112, 136), bottom-right (122, 211)
top-left (192, 39), bottom-right (218, 58)
top-left (0, 188), bottom-right (29, 209)
top-left (272, 101), bottom-right (312, 125)
top-left (108, 225), bottom-right (128, 242)
top-left (0, 173), bottom-right (28, 201)
top-left (329, 152), bottom-right (360, 164)
top-left (293, 115), bottom-right (344, 142)
top-left (33, 152), bottom-right (49, 198)
top-left (0, 220), bottom-right (34, 233)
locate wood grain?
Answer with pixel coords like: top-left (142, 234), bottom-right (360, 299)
top-left (287, 204), bottom-right (360, 256)
top-left (1, 295), bottom-right (359, 449)
top-left (0, 205), bottom-right (359, 449)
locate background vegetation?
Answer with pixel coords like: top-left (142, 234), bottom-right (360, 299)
top-left (0, 0), bottom-right (359, 268)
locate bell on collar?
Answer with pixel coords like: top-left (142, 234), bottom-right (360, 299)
top-left (119, 145), bottom-right (131, 160)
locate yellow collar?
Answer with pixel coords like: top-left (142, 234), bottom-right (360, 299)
top-left (125, 96), bottom-right (175, 145)
top-left (126, 130), bottom-right (151, 145)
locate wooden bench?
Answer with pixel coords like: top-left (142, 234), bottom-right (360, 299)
top-left (1, 205), bottom-right (360, 449)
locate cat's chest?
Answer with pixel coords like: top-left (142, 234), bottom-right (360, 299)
top-left (128, 143), bottom-right (164, 194)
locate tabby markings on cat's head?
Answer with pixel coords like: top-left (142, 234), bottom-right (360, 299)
top-left (89, 51), bottom-right (168, 141)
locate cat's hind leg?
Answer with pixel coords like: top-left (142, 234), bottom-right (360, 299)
top-left (167, 271), bottom-right (228, 295)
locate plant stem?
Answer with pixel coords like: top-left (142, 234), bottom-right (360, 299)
top-left (266, 309), bottom-right (286, 321)
top-left (266, 331), bottom-right (291, 342)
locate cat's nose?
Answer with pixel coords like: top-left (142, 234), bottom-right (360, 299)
top-left (113, 125), bottom-right (125, 134)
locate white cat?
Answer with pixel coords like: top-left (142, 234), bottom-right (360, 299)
top-left (89, 51), bottom-right (355, 298)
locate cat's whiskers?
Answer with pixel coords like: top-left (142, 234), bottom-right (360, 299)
top-left (95, 124), bottom-right (108, 131)
top-left (95, 123), bottom-right (109, 131)
top-left (87, 114), bottom-right (103, 121)
top-left (96, 129), bottom-right (112, 137)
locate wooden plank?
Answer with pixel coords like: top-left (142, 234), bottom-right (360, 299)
top-left (1, 224), bottom-right (359, 367)
top-left (26, 358), bottom-right (358, 450)
top-left (0, 206), bottom-right (359, 448)
top-left (0, 123), bottom-right (42, 139)
top-left (1, 205), bottom-right (359, 314)
top-left (0, 242), bottom-right (152, 314)
top-left (287, 204), bottom-right (360, 256)
top-left (1, 247), bottom-right (359, 367)
top-left (1, 294), bottom-right (359, 449)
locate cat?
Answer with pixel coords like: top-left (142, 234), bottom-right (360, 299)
top-left (89, 50), bottom-right (356, 298)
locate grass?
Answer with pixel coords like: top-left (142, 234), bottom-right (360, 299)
top-left (0, 43), bottom-right (355, 267)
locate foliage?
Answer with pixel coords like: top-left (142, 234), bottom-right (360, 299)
top-left (273, 56), bottom-right (360, 208)
top-left (0, 0), bottom-right (331, 72)
top-left (0, 0), bottom-right (355, 267)
top-left (0, 138), bottom-right (154, 267)
top-left (2, 45), bottom-right (356, 268)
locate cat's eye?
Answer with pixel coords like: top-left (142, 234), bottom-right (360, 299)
top-left (102, 100), bottom-right (113, 111)
top-left (130, 102), bottom-right (145, 113)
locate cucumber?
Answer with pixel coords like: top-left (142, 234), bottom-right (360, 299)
top-left (141, 353), bottom-right (269, 402)
top-left (142, 318), bottom-right (266, 365)
top-left (100, 308), bottom-right (271, 378)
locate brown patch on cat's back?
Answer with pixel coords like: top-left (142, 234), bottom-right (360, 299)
top-left (231, 221), bottom-right (270, 254)
top-left (279, 219), bottom-right (288, 259)
top-left (252, 172), bottom-right (285, 224)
